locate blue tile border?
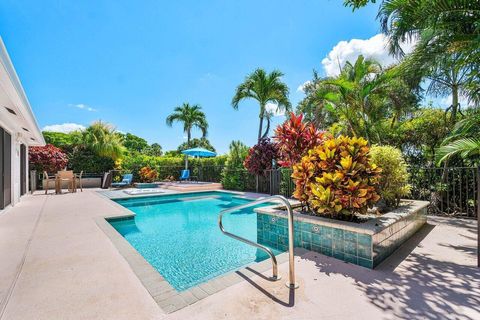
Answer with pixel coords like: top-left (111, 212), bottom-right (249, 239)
top-left (256, 204), bottom-right (427, 269)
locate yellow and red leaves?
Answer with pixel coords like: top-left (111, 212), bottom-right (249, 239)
top-left (291, 134), bottom-right (381, 219)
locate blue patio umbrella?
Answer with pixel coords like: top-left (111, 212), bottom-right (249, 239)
top-left (181, 147), bottom-right (217, 169)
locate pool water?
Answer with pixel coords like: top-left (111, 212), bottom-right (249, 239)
top-left (110, 192), bottom-right (283, 291)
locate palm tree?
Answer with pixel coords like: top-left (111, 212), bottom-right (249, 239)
top-left (82, 121), bottom-right (125, 160)
top-left (378, 0), bottom-right (480, 104)
top-left (436, 111), bottom-right (480, 164)
top-left (232, 69), bottom-right (291, 141)
top-left (436, 139), bottom-right (480, 165)
top-left (166, 103), bottom-right (208, 148)
top-left (300, 56), bottom-right (407, 142)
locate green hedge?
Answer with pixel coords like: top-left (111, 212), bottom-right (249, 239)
top-left (221, 169), bottom-right (256, 191)
top-left (67, 148), bottom-right (115, 173)
top-left (120, 154), bottom-right (227, 181)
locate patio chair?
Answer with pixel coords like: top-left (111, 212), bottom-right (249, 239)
top-left (111, 173), bottom-right (133, 188)
top-left (75, 171), bottom-right (83, 192)
top-left (180, 169), bottom-right (197, 182)
top-left (56, 170), bottom-right (75, 193)
top-left (101, 171), bottom-right (112, 189)
top-left (43, 171), bottom-right (56, 194)
top-left (180, 169), bottom-right (190, 181)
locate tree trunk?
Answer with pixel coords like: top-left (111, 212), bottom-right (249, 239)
top-left (262, 117), bottom-right (271, 140)
top-left (257, 111), bottom-right (264, 142)
top-left (451, 85), bottom-right (459, 124)
top-left (185, 130), bottom-right (191, 170)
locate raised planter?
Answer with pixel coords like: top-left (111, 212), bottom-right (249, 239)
top-left (255, 200), bottom-right (428, 268)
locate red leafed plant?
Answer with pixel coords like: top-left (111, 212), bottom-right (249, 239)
top-left (243, 138), bottom-right (278, 176)
top-left (138, 166), bottom-right (159, 183)
top-left (29, 144), bottom-right (68, 174)
top-left (274, 112), bottom-right (324, 167)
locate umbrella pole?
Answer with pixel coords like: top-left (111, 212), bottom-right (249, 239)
top-left (185, 155), bottom-right (188, 170)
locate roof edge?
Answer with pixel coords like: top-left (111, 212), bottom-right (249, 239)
top-left (0, 37), bottom-right (45, 145)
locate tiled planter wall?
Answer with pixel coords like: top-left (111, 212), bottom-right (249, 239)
top-left (256, 201), bottom-right (428, 269)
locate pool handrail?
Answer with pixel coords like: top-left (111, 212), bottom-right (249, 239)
top-left (218, 195), bottom-right (298, 289)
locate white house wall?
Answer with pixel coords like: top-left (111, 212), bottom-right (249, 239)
top-left (0, 37), bottom-right (44, 211)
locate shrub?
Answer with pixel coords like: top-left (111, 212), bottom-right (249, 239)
top-left (221, 141), bottom-right (250, 190)
top-left (67, 147), bottom-right (115, 173)
top-left (292, 135), bottom-right (381, 220)
top-left (29, 144), bottom-right (68, 174)
top-left (138, 166), bottom-right (159, 182)
top-left (274, 112), bottom-right (324, 167)
top-left (369, 145), bottom-right (411, 208)
top-left (119, 153), bottom-right (227, 181)
top-left (243, 138), bottom-right (278, 176)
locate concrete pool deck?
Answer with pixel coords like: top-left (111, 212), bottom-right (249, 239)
top-left (0, 189), bottom-right (478, 320)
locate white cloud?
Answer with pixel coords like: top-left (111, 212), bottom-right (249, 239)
top-left (42, 123), bottom-right (86, 133)
top-left (321, 33), bottom-right (416, 77)
top-left (70, 103), bottom-right (97, 112)
top-left (265, 102), bottom-right (285, 117)
top-left (297, 81), bottom-right (311, 93)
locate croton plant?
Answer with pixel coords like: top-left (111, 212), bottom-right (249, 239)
top-left (138, 166), bottom-right (159, 183)
top-left (292, 135), bottom-right (381, 219)
top-left (274, 112), bottom-right (324, 168)
top-left (243, 138), bottom-right (278, 176)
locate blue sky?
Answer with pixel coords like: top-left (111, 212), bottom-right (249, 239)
top-left (0, 0), bottom-right (388, 154)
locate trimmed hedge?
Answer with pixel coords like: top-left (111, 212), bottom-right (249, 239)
top-left (67, 147), bottom-right (115, 174)
top-left (119, 154), bottom-right (227, 182)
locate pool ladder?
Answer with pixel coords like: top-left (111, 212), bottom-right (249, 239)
top-left (218, 195), bottom-right (299, 289)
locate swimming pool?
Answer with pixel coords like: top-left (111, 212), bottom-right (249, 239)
top-left (109, 191), bottom-right (283, 291)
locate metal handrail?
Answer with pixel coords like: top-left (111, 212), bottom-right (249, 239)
top-left (218, 195), bottom-right (298, 289)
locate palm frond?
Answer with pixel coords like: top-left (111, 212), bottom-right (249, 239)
top-left (436, 138), bottom-right (480, 164)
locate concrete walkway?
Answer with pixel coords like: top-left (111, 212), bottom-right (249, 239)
top-left (0, 190), bottom-right (478, 320)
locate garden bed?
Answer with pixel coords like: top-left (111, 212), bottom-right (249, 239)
top-left (255, 200), bottom-right (428, 268)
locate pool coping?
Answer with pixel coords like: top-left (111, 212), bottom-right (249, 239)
top-left (94, 189), bottom-right (299, 314)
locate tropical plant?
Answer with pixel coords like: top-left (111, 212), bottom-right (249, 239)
top-left (298, 56), bottom-right (418, 143)
top-left (143, 143), bottom-right (163, 156)
top-left (42, 131), bottom-right (76, 148)
top-left (232, 68), bottom-right (291, 141)
top-left (436, 110), bottom-right (480, 165)
top-left (394, 108), bottom-right (452, 165)
top-left (166, 103), bottom-right (208, 147)
top-left (81, 121), bottom-right (125, 160)
top-left (370, 145), bottom-right (411, 208)
top-left (138, 166), bottom-right (159, 183)
top-left (243, 138), bottom-right (278, 176)
top-left (378, 0), bottom-right (480, 105)
top-left (274, 112), bottom-right (324, 167)
top-left (221, 141), bottom-right (250, 190)
top-left (343, 0), bottom-right (374, 9)
top-left (29, 144), bottom-right (68, 174)
top-left (163, 150), bottom-right (181, 157)
top-left (292, 135), bottom-right (381, 220)
top-left (120, 133), bottom-right (149, 153)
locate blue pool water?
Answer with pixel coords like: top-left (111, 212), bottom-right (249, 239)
top-left (110, 191), bottom-right (282, 291)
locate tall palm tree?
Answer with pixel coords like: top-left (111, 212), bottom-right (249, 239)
top-left (166, 103), bottom-right (208, 148)
top-left (378, 0), bottom-right (480, 105)
top-left (81, 121), bottom-right (125, 160)
top-left (232, 69), bottom-right (291, 141)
